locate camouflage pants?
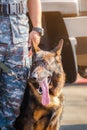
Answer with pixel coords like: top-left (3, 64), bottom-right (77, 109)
top-left (0, 41), bottom-right (31, 130)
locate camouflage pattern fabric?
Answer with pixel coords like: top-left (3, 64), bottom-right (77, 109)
top-left (0, 0), bottom-right (31, 130)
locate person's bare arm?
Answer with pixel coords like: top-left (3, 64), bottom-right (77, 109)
top-left (28, 0), bottom-right (42, 28)
top-left (27, 0), bottom-right (42, 45)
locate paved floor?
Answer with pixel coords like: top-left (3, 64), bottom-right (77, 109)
top-left (60, 83), bottom-right (87, 130)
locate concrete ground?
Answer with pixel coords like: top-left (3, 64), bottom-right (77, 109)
top-left (60, 83), bottom-right (87, 130)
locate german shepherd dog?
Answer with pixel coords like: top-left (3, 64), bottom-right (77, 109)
top-left (15, 39), bottom-right (65, 130)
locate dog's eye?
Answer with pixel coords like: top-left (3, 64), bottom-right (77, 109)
top-left (30, 78), bottom-right (39, 89)
top-left (48, 76), bottom-right (52, 85)
top-left (33, 77), bottom-right (37, 81)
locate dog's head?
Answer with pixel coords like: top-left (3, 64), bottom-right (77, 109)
top-left (29, 39), bottom-right (65, 106)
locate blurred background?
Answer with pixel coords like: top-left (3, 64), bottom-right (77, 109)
top-left (40, 1), bottom-right (87, 129)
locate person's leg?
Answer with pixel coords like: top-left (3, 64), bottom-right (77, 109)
top-left (0, 67), bottom-right (28, 130)
top-left (0, 42), bottom-right (30, 130)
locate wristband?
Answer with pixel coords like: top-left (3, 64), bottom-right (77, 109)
top-left (32, 27), bottom-right (44, 36)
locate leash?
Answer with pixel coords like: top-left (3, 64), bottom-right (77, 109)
top-left (0, 61), bottom-right (19, 79)
top-left (0, 42), bottom-right (38, 79)
top-left (0, 42), bottom-right (40, 78)
top-left (0, 61), bottom-right (10, 74)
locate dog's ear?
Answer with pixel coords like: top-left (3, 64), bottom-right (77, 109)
top-left (32, 41), bottom-right (41, 52)
top-left (51, 39), bottom-right (63, 55)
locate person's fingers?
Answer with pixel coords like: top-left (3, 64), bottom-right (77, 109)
top-left (29, 31), bottom-right (41, 46)
top-left (32, 34), bottom-right (40, 44)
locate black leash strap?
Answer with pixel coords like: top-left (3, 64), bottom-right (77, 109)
top-left (0, 61), bottom-right (10, 74)
top-left (0, 61), bottom-right (18, 78)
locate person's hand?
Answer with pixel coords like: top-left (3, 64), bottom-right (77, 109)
top-left (29, 30), bottom-right (41, 46)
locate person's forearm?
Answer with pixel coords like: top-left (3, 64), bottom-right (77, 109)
top-left (28, 0), bottom-right (42, 28)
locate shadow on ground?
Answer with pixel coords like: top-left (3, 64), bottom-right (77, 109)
top-left (60, 124), bottom-right (87, 130)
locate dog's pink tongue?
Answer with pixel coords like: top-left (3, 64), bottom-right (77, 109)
top-left (39, 78), bottom-right (50, 106)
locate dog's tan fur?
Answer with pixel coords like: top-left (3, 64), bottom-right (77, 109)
top-left (15, 39), bottom-right (65, 130)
